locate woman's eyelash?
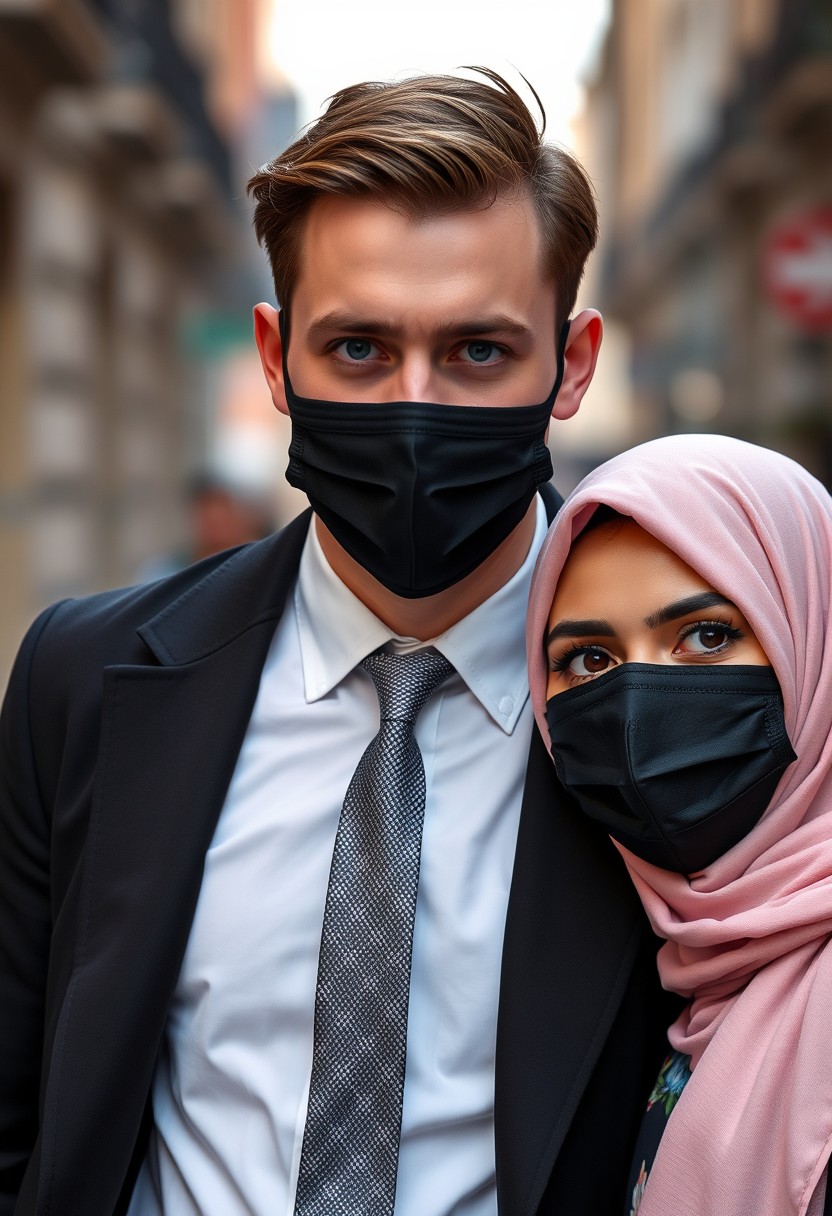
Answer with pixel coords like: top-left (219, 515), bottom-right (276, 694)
top-left (679, 619), bottom-right (744, 643)
top-left (549, 644), bottom-right (609, 673)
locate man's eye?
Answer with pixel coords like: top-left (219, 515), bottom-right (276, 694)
top-left (335, 339), bottom-right (377, 361)
top-left (458, 341), bottom-right (502, 364)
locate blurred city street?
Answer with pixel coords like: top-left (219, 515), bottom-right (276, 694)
top-left (0, 0), bottom-right (830, 684)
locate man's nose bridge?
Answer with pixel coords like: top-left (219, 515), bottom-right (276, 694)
top-left (394, 351), bottom-right (437, 402)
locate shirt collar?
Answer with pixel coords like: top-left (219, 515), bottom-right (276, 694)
top-left (294, 496), bottom-right (548, 734)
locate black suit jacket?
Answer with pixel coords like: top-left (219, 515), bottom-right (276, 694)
top-left (0, 492), bottom-right (676, 1216)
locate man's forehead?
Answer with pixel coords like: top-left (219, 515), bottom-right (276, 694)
top-left (295, 192), bottom-right (548, 280)
top-left (289, 196), bottom-right (555, 335)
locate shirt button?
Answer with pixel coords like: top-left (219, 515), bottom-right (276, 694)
top-left (499, 695), bottom-right (514, 716)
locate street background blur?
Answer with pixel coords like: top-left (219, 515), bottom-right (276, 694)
top-left (0, 0), bottom-right (830, 684)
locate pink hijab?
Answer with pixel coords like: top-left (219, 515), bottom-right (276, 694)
top-left (527, 433), bottom-right (832, 1216)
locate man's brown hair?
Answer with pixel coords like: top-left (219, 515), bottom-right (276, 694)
top-left (247, 68), bottom-right (598, 330)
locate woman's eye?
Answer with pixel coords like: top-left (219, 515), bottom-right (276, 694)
top-left (457, 340), bottom-right (502, 365)
top-left (562, 647), bottom-right (615, 678)
top-left (334, 338), bottom-right (378, 362)
top-left (677, 623), bottom-right (739, 655)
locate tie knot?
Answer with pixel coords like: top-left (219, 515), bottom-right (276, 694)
top-left (360, 649), bottom-right (454, 724)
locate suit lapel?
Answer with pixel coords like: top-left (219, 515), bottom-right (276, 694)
top-left (34, 513), bottom-right (310, 1216)
top-left (494, 731), bottom-right (644, 1216)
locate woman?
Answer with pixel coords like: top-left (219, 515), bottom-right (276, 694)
top-left (526, 433), bottom-right (832, 1216)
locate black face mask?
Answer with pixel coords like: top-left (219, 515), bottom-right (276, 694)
top-left (281, 312), bottom-right (569, 598)
top-left (545, 663), bottom-right (797, 874)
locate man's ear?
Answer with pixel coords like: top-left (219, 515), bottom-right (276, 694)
top-left (253, 302), bottom-right (289, 416)
top-left (551, 309), bottom-right (603, 421)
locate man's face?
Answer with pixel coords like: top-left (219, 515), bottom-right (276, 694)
top-left (256, 192), bottom-right (596, 414)
top-left (253, 189), bottom-right (602, 627)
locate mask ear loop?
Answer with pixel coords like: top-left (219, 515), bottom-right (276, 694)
top-left (547, 320), bottom-right (571, 409)
top-left (278, 308), bottom-right (296, 399)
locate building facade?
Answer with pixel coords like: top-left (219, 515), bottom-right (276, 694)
top-left (0, 0), bottom-right (252, 682)
top-left (583, 0), bottom-right (832, 480)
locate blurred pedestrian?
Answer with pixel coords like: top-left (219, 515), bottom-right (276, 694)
top-left (138, 472), bottom-right (274, 582)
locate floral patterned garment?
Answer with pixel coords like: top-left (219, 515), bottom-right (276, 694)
top-left (626, 1050), bottom-right (692, 1216)
top-left (626, 1050), bottom-right (832, 1216)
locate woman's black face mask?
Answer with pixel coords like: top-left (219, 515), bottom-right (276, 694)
top-left (545, 663), bottom-right (796, 874)
top-left (280, 311), bottom-right (569, 599)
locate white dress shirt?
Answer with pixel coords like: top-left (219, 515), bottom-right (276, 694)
top-left (128, 496), bottom-right (548, 1216)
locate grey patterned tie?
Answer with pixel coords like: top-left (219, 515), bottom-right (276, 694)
top-left (294, 647), bottom-right (454, 1216)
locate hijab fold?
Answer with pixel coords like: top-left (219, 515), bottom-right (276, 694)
top-left (527, 435), bottom-right (832, 1216)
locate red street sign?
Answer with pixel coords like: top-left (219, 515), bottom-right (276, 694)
top-left (762, 207), bottom-right (832, 331)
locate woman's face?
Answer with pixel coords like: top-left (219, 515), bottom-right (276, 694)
top-left (545, 518), bottom-right (771, 699)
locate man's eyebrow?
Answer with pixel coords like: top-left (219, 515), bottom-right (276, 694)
top-left (307, 311), bottom-right (400, 339)
top-left (306, 310), bottom-right (533, 341)
top-left (434, 315), bottom-right (533, 340)
top-left (547, 619), bottom-right (616, 645)
top-left (644, 591), bottom-right (737, 629)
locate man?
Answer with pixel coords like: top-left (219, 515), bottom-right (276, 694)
top-left (0, 70), bottom-right (674, 1216)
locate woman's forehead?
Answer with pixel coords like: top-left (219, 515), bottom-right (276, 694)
top-left (551, 520), bottom-right (715, 616)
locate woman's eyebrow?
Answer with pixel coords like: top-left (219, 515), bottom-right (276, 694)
top-left (644, 591), bottom-right (737, 628)
top-left (547, 619), bottom-right (616, 645)
top-left (546, 592), bottom-right (738, 647)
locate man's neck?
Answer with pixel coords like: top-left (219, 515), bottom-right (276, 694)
top-left (314, 501), bottom-right (539, 640)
